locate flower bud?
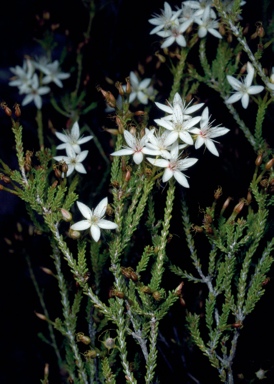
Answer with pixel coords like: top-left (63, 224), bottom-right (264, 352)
top-left (60, 208), bottom-right (72, 222)
top-left (265, 158), bottom-right (274, 170)
top-left (233, 199), bottom-right (245, 215)
top-left (174, 282), bottom-right (184, 296)
top-left (40, 267), bottom-right (55, 276)
top-left (84, 349), bottom-right (97, 359)
top-left (60, 161), bottom-right (69, 174)
top-left (115, 81), bottom-right (125, 96)
top-left (35, 311), bottom-right (47, 321)
top-left (14, 103), bottom-right (21, 117)
top-left (76, 332), bottom-right (91, 345)
top-left (214, 186), bottom-right (222, 200)
top-left (68, 228), bottom-right (81, 239)
top-left (221, 197), bottom-right (232, 213)
top-left (125, 169), bottom-right (131, 182)
top-left (255, 153), bottom-right (263, 167)
top-left (152, 291), bottom-right (162, 301)
top-left (125, 76), bottom-right (131, 94)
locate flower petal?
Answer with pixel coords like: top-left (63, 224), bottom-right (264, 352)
top-left (98, 219), bottom-right (118, 230)
top-left (77, 201), bottom-right (92, 219)
top-left (174, 171), bottom-right (190, 187)
top-left (94, 197), bottom-right (108, 218)
top-left (71, 220), bottom-right (91, 231)
top-left (90, 225), bottom-right (101, 242)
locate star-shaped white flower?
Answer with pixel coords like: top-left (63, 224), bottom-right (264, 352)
top-left (226, 62), bottom-right (264, 109)
top-left (21, 73), bottom-right (50, 109)
top-left (147, 142), bottom-right (198, 188)
top-left (190, 107), bottom-right (229, 156)
top-left (40, 60), bottom-right (70, 88)
top-left (53, 146), bottom-right (88, 177)
top-left (194, 5), bottom-right (222, 39)
top-left (156, 19), bottom-right (189, 48)
top-left (70, 198), bottom-right (118, 242)
top-left (155, 92), bottom-right (204, 121)
top-left (128, 72), bottom-right (154, 105)
top-left (9, 58), bottom-right (35, 93)
top-left (55, 121), bottom-right (93, 154)
top-left (155, 103), bottom-right (201, 146)
top-left (149, 2), bottom-right (182, 35)
top-left (111, 129), bottom-right (159, 164)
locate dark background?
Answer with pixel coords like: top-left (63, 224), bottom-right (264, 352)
top-left (1, 0), bottom-right (274, 383)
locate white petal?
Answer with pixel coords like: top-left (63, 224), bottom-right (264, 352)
top-left (71, 121), bottom-right (80, 139)
top-left (77, 201), bottom-right (92, 219)
top-left (71, 220), bottom-right (91, 231)
top-left (98, 219), bottom-right (118, 230)
top-left (176, 35), bottom-right (186, 47)
top-left (245, 62), bottom-right (254, 87)
top-left (147, 158), bottom-right (169, 168)
top-left (75, 163), bottom-right (87, 174)
top-left (66, 165), bottom-right (74, 177)
top-left (139, 78), bottom-right (151, 90)
top-left (111, 148), bottom-right (134, 156)
top-left (206, 140), bottom-right (219, 156)
top-left (225, 92), bottom-right (242, 104)
top-left (226, 75), bottom-right (241, 90)
top-left (154, 118), bottom-right (173, 131)
top-left (241, 93), bottom-right (249, 109)
top-left (174, 171), bottom-right (189, 187)
top-left (78, 135), bottom-right (93, 144)
top-left (162, 168), bottom-right (174, 183)
top-left (164, 131), bottom-right (179, 146)
top-left (76, 150), bottom-right (89, 162)
top-left (55, 132), bottom-right (69, 143)
top-left (248, 85), bottom-right (264, 95)
top-left (94, 197), bottom-right (108, 218)
top-left (161, 36), bottom-right (175, 48)
top-left (137, 91), bottom-right (148, 104)
top-left (155, 102), bottom-right (173, 114)
top-left (91, 225), bottom-right (101, 242)
top-left (133, 151), bottom-right (144, 164)
top-left (123, 130), bottom-right (136, 148)
top-left (208, 28), bottom-right (222, 39)
top-left (195, 135), bottom-right (204, 149)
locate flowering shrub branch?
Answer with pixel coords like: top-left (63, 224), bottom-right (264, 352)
top-left (1, 1), bottom-right (274, 383)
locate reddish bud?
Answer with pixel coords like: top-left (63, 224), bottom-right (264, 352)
top-left (265, 158), bottom-right (274, 170)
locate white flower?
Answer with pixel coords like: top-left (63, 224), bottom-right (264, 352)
top-left (9, 58), bottom-right (35, 93)
top-left (182, 1), bottom-right (217, 19)
top-left (53, 146), bottom-right (88, 177)
top-left (40, 60), bottom-right (70, 88)
top-left (128, 72), bottom-right (154, 104)
top-left (70, 198), bottom-right (118, 242)
top-left (21, 73), bottom-right (50, 109)
top-left (147, 142), bottom-right (198, 188)
top-left (194, 5), bottom-right (222, 39)
top-left (155, 93), bottom-right (204, 122)
top-left (111, 129), bottom-right (159, 164)
top-left (146, 129), bottom-right (172, 159)
top-left (55, 121), bottom-right (93, 154)
top-left (155, 103), bottom-right (201, 146)
top-left (190, 107), bottom-right (229, 156)
top-left (156, 19), bottom-right (189, 48)
top-left (149, 2), bottom-right (182, 35)
top-left (226, 62), bottom-right (264, 109)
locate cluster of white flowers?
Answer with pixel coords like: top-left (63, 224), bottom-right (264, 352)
top-left (111, 93), bottom-right (229, 188)
top-left (9, 56), bottom-right (70, 109)
top-left (149, 1), bottom-right (224, 48)
top-left (53, 121), bottom-right (93, 177)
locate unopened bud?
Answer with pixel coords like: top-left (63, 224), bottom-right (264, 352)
top-left (255, 153), bottom-right (263, 167)
top-left (115, 81), bottom-right (125, 96)
top-left (214, 186), bottom-right (222, 200)
top-left (152, 291), bottom-right (162, 301)
top-left (54, 167), bottom-right (62, 179)
top-left (60, 208), bottom-right (72, 222)
top-left (265, 158), bottom-right (274, 170)
top-left (60, 161), bottom-right (68, 174)
top-left (246, 190), bottom-right (252, 204)
top-left (68, 228), bottom-right (81, 239)
top-left (76, 332), bottom-right (91, 345)
top-left (174, 282), bottom-right (184, 296)
top-left (0, 174), bottom-right (11, 183)
top-left (35, 311), bottom-right (47, 321)
top-left (14, 103), bottom-right (21, 117)
top-left (221, 197), bottom-right (232, 213)
top-left (125, 76), bottom-right (131, 94)
top-left (125, 169), bottom-right (131, 182)
top-left (233, 200), bottom-right (245, 215)
top-left (51, 180), bottom-right (58, 188)
top-left (40, 267), bottom-right (55, 276)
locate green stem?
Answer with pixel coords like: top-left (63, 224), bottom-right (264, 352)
top-left (169, 47), bottom-right (189, 100)
top-left (36, 109), bottom-right (44, 150)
